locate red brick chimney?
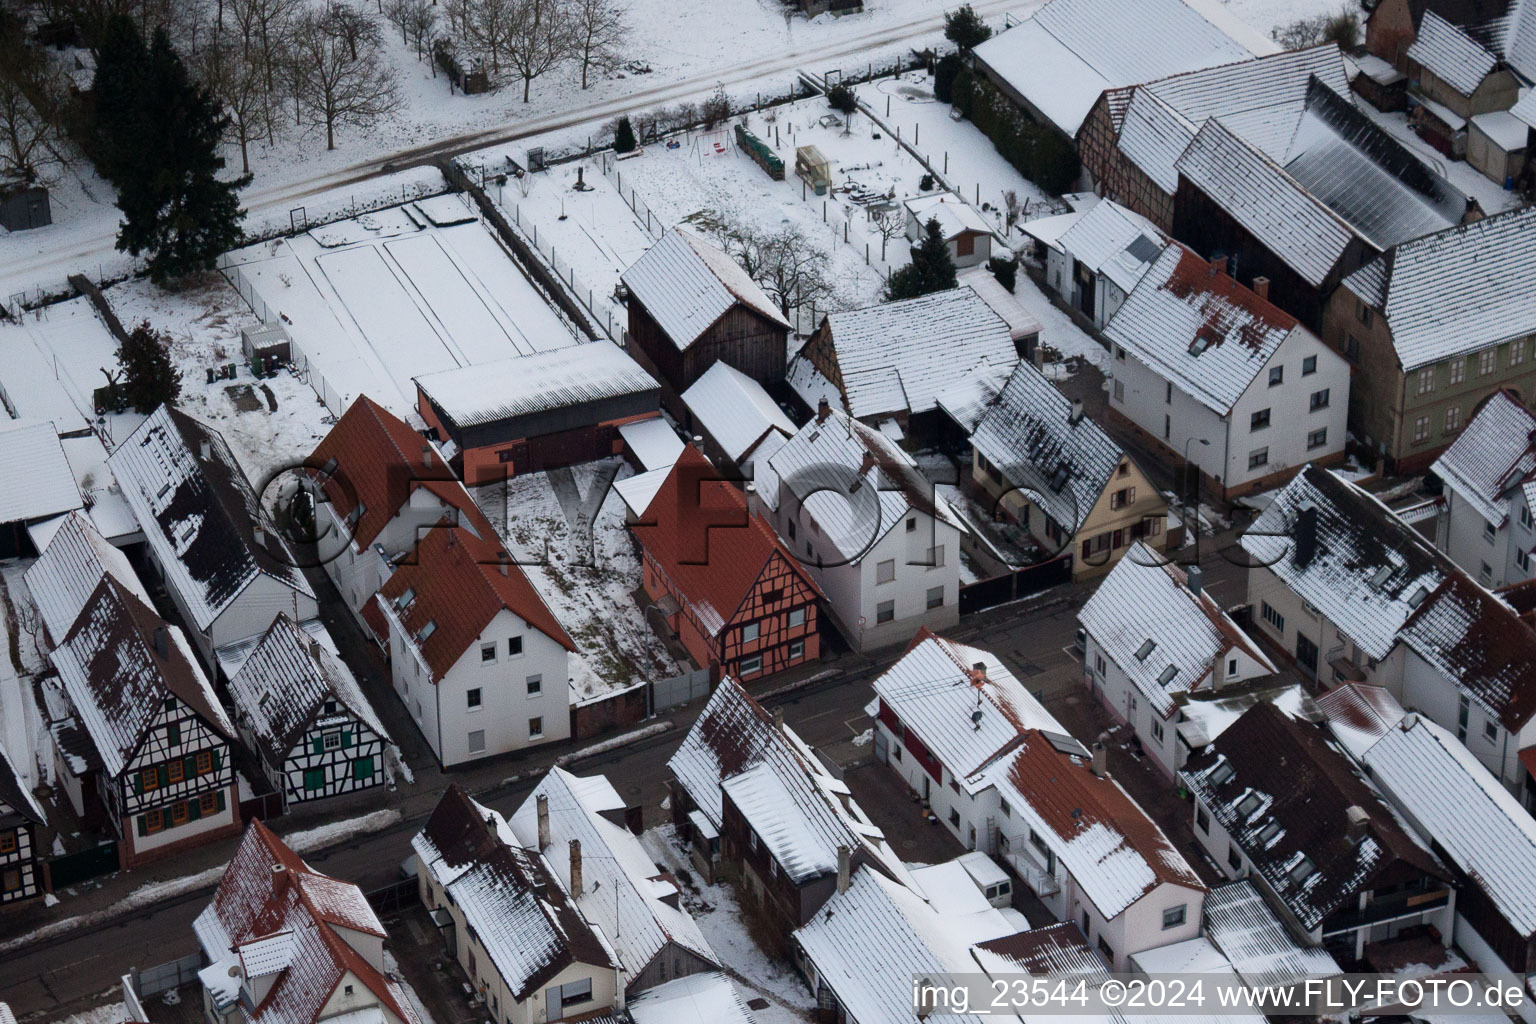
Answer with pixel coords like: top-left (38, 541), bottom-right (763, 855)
top-left (1252, 276), bottom-right (1270, 301)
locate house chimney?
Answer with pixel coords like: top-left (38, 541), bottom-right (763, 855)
top-left (199, 440), bottom-right (212, 460)
top-left (1186, 565), bottom-right (1203, 598)
top-left (1213, 254), bottom-right (1230, 276)
top-left (1068, 399), bottom-right (1084, 425)
top-left (971, 661), bottom-right (988, 686)
top-left (1294, 500), bottom-right (1318, 567)
top-left (1344, 805), bottom-right (1370, 845)
top-left (836, 844), bottom-right (851, 893)
top-left (253, 527), bottom-right (266, 548)
top-left (772, 707), bottom-right (785, 732)
top-left (691, 434), bottom-right (705, 453)
top-left (308, 639), bottom-right (322, 659)
top-left (1251, 276), bottom-right (1270, 301)
top-left (1463, 196), bottom-right (1485, 224)
top-left (536, 793), bottom-right (550, 849)
top-left (858, 451), bottom-right (876, 477)
top-left (1091, 732), bottom-right (1110, 778)
top-left (817, 397), bottom-right (831, 424)
top-left (497, 552), bottom-right (510, 576)
top-left (153, 625), bottom-right (169, 659)
top-left (421, 445), bottom-right (432, 467)
top-left (569, 839), bottom-right (583, 897)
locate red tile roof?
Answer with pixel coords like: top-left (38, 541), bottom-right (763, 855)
top-left (308, 396), bottom-right (471, 550)
top-left (375, 503), bottom-right (576, 680)
top-left (630, 447), bottom-right (819, 637)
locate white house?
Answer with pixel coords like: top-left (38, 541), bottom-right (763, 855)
top-left (307, 395), bottom-right (477, 637)
top-left (1078, 541), bottom-right (1277, 778)
top-left (1104, 246), bottom-right (1350, 497)
top-left (196, 820), bottom-right (423, 1024)
top-left (903, 193), bottom-right (994, 268)
top-left (1242, 465), bottom-right (1536, 806)
top-left (110, 406), bottom-right (317, 668)
top-left (1182, 702), bottom-right (1454, 961)
top-left (1430, 390), bottom-right (1536, 587)
top-left (226, 614), bottom-right (389, 808)
top-left (871, 631), bottom-right (1207, 969)
top-left (1034, 200), bottom-right (1168, 329)
top-left (366, 504), bottom-right (576, 767)
top-left (757, 404), bottom-right (965, 651)
top-left (413, 784), bottom-right (621, 1023)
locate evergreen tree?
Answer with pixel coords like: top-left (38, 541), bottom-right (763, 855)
top-left (944, 4), bottom-right (992, 53)
top-left (112, 29), bottom-right (251, 284)
top-left (886, 217), bottom-right (958, 301)
top-left (116, 321), bottom-right (182, 414)
top-left (614, 115), bottom-right (636, 153)
top-left (89, 15), bottom-right (150, 185)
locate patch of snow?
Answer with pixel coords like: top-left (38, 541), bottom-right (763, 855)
top-left (852, 728), bottom-right (873, 746)
top-left (555, 722), bottom-right (674, 766)
top-left (44, 1000), bottom-right (130, 1024)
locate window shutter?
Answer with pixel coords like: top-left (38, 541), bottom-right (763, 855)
top-left (158, 764), bottom-right (169, 788)
top-left (341, 730), bottom-right (352, 748)
top-left (187, 797), bottom-right (201, 821)
top-left (211, 749), bottom-right (222, 772)
top-left (215, 789), bottom-right (226, 813)
top-left (133, 772), bottom-right (142, 794)
top-left (312, 736), bottom-right (324, 755)
top-left (136, 814), bottom-right (147, 837)
top-left (184, 755), bottom-right (196, 779)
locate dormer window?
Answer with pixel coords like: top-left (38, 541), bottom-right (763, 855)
top-left (1288, 856), bottom-right (1316, 884)
top-left (1234, 792), bottom-right (1262, 818)
top-left (1209, 760), bottom-right (1235, 786)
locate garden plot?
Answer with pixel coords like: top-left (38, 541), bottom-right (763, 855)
top-left (473, 457), bottom-right (683, 702)
top-left (223, 195), bottom-right (580, 416)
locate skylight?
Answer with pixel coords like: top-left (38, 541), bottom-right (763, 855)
top-left (1049, 465), bottom-right (1071, 493)
top-left (1189, 336), bottom-right (1211, 356)
top-left (1157, 665), bottom-right (1179, 686)
top-left (1235, 792), bottom-right (1262, 819)
top-left (1136, 639), bottom-right (1157, 661)
top-left (1257, 821), bottom-right (1281, 845)
top-left (1209, 761), bottom-right (1235, 786)
top-left (395, 587), bottom-right (415, 611)
top-left (1287, 856), bottom-right (1316, 884)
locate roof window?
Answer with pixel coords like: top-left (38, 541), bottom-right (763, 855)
top-left (1136, 639), bottom-right (1157, 661)
top-left (1208, 760), bottom-right (1235, 786)
top-left (1287, 856), bottom-right (1316, 885)
top-left (1157, 665), bottom-right (1179, 687)
top-left (1234, 792), bottom-right (1262, 818)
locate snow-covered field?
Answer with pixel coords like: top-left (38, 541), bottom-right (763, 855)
top-left (474, 457), bottom-right (685, 701)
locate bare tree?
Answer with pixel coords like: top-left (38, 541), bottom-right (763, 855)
top-left (385, 0), bottom-right (436, 52)
top-left (463, 0), bottom-right (515, 74)
top-left (326, 1), bottom-right (381, 59)
top-left (714, 219), bottom-right (837, 321)
top-left (505, 0), bottom-right (574, 102)
top-left (225, 0), bottom-right (303, 143)
top-left (288, 5), bottom-right (400, 149)
top-left (0, 36), bottom-right (68, 184)
top-left (872, 208), bottom-right (905, 261)
top-left (570, 0), bottom-right (625, 89)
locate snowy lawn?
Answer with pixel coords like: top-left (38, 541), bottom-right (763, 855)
top-left (44, 1001), bottom-right (131, 1024)
top-left (473, 457), bottom-right (684, 701)
top-left (641, 824), bottom-right (814, 1023)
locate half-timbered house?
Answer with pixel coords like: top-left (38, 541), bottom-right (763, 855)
top-left (111, 406), bottom-right (317, 670)
top-left (0, 743), bottom-right (46, 904)
top-left (631, 447), bottom-right (822, 681)
top-left (620, 227), bottom-right (792, 414)
top-left (47, 577), bottom-right (240, 868)
top-left (227, 614), bottom-right (389, 808)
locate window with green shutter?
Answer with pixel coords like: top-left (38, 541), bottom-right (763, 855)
top-left (167, 723), bottom-right (180, 747)
top-left (136, 814), bottom-right (147, 836)
top-left (341, 730), bottom-right (352, 748)
top-left (351, 757), bottom-right (373, 781)
top-left (211, 749), bottom-right (221, 772)
top-left (215, 789), bottom-right (226, 812)
top-left (157, 764), bottom-right (169, 789)
top-left (304, 768), bottom-right (326, 791)
top-left (187, 796), bottom-right (202, 820)
top-left (312, 736), bottom-right (324, 755)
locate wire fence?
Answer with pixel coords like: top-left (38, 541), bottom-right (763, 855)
top-left (499, 198), bottom-right (628, 346)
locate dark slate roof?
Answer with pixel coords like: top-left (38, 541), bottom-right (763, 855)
top-left (1183, 703), bottom-right (1449, 932)
top-left (1399, 573), bottom-right (1536, 731)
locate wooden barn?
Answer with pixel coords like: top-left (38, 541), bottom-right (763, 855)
top-left (620, 227), bottom-right (791, 414)
top-left (631, 447), bottom-right (821, 681)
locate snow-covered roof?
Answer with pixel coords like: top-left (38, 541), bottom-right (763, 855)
top-left (905, 193), bottom-right (993, 239)
top-left (414, 342), bottom-right (657, 429)
top-left (0, 419), bottom-right (82, 524)
top-left (803, 288), bottom-right (1017, 420)
top-left (413, 784), bottom-right (617, 1000)
top-left (620, 228), bottom-right (789, 349)
top-left (1080, 542), bottom-right (1273, 717)
top-left (969, 362), bottom-right (1125, 535)
top-left (1177, 83), bottom-right (1466, 286)
top-left (794, 869), bottom-right (1010, 1024)
top-left (1410, 10), bottom-right (1503, 96)
top-left (627, 972), bottom-right (755, 1024)
top-left (0, 741), bottom-right (44, 824)
top-left (1239, 465), bottom-right (1448, 661)
top-left (998, 732), bottom-right (1206, 919)
top-left (875, 632), bottom-right (1065, 794)
top-left (1103, 246), bottom-right (1301, 416)
top-left (24, 510), bottom-right (150, 645)
top-left (51, 577), bottom-right (234, 779)
top-left (110, 406), bottom-right (312, 633)
top-left (970, 0), bottom-right (1256, 137)
top-left (1513, 86), bottom-right (1536, 127)
top-left (958, 267), bottom-right (1043, 343)
top-left (681, 361), bottom-right (795, 464)
top-left (1182, 703), bottom-right (1447, 932)
top-left (1340, 206), bottom-right (1536, 371)
top-left (228, 615), bottom-right (389, 769)
top-left (1430, 390), bottom-right (1536, 526)
top-left (613, 465), bottom-right (671, 518)
top-left (759, 408), bottom-right (964, 560)
top-left (1203, 880), bottom-right (1342, 988)
top-left (1471, 108), bottom-right (1531, 150)
top-left (1116, 46), bottom-right (1353, 197)
top-left (1360, 713), bottom-right (1536, 936)
top-left (1056, 201), bottom-right (1168, 293)
top-left (510, 768), bottom-right (715, 979)
top-left (619, 416), bottom-right (684, 472)
top-left (971, 922), bottom-right (1105, 976)
top-left (1020, 209), bottom-right (1087, 250)
top-left (1316, 682), bottom-right (1407, 764)
top-left (197, 821), bottom-right (420, 1024)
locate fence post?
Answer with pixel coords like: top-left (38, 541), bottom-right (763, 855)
top-left (886, 95), bottom-right (891, 117)
top-left (915, 123), bottom-right (919, 146)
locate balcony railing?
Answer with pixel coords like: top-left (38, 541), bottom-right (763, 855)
top-left (1323, 889), bottom-right (1450, 935)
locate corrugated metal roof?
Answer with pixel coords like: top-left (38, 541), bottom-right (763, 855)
top-left (0, 420), bottom-right (82, 524)
top-left (1363, 714), bottom-right (1536, 935)
top-left (1409, 10), bottom-right (1502, 95)
top-left (819, 288), bottom-right (1017, 420)
top-left (1340, 205), bottom-right (1536, 370)
top-left (1103, 245), bottom-right (1301, 415)
top-left (1430, 390), bottom-right (1536, 525)
top-left (1080, 541), bottom-right (1273, 717)
top-left (1204, 880), bottom-right (1342, 987)
top-left (969, 362), bottom-right (1125, 534)
top-left (681, 361), bottom-right (794, 463)
top-left (620, 228), bottom-right (789, 349)
top-left (414, 342), bottom-right (657, 429)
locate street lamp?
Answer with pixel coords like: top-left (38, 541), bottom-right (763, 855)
top-left (1183, 438), bottom-right (1209, 543)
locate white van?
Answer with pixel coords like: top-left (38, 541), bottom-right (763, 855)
top-left (957, 851), bottom-right (1013, 908)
